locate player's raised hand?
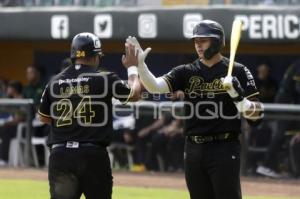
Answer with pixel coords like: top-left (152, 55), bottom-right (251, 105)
top-left (126, 36), bottom-right (142, 55)
top-left (126, 36), bottom-right (151, 65)
top-left (137, 47), bottom-right (151, 66)
top-left (122, 40), bottom-right (138, 68)
top-left (221, 76), bottom-right (245, 102)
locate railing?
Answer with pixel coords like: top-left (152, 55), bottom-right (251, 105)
top-left (1, 99), bottom-right (300, 169)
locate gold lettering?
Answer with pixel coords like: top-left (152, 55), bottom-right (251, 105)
top-left (59, 85), bottom-right (90, 96)
top-left (185, 76), bottom-right (226, 94)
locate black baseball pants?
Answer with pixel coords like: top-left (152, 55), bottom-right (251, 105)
top-left (48, 146), bottom-right (113, 199)
top-left (184, 139), bottom-right (242, 199)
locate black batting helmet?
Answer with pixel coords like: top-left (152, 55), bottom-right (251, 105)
top-left (70, 32), bottom-right (102, 60)
top-left (191, 20), bottom-right (225, 59)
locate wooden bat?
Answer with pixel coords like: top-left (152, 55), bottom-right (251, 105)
top-left (223, 19), bottom-right (243, 90)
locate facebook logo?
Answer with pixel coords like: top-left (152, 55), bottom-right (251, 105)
top-left (51, 15), bottom-right (69, 39)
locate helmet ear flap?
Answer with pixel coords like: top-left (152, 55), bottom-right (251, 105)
top-left (203, 38), bottom-right (223, 59)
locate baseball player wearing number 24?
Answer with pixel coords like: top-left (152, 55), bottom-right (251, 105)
top-left (38, 32), bottom-right (141, 199)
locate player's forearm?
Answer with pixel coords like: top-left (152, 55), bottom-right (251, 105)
top-left (127, 73), bottom-right (141, 102)
top-left (138, 62), bottom-right (170, 94)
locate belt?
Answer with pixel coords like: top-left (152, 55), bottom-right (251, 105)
top-left (188, 133), bottom-right (236, 144)
top-left (51, 141), bottom-right (103, 149)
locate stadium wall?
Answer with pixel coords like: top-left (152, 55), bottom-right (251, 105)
top-left (1, 6), bottom-right (300, 83)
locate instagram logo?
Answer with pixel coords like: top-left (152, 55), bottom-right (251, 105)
top-left (138, 14), bottom-right (157, 38)
top-left (183, 14), bottom-right (203, 38)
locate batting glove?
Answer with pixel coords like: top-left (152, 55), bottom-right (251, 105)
top-left (222, 76), bottom-right (245, 102)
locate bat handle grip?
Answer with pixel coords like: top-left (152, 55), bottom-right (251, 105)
top-left (223, 75), bottom-right (232, 91)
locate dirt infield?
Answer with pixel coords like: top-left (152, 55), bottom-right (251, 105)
top-left (0, 168), bottom-right (300, 197)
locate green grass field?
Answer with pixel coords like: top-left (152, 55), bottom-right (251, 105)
top-left (0, 179), bottom-right (299, 199)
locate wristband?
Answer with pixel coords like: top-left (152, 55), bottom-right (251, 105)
top-left (235, 98), bottom-right (253, 112)
top-left (127, 66), bottom-right (138, 77)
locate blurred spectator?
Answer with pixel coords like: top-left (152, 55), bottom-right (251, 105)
top-left (132, 112), bottom-right (173, 171)
top-left (259, 0), bottom-right (275, 5)
top-left (149, 118), bottom-right (184, 172)
top-left (0, 79), bottom-right (7, 98)
top-left (6, 80), bottom-right (23, 100)
top-left (257, 59), bottom-right (300, 178)
top-left (289, 133), bottom-right (300, 178)
top-left (22, 65), bottom-right (45, 108)
top-left (23, 66), bottom-right (48, 164)
top-left (256, 62), bottom-right (278, 103)
top-left (246, 62), bottom-right (277, 174)
top-left (132, 91), bottom-right (184, 172)
top-left (60, 58), bottom-right (72, 72)
top-left (0, 81), bottom-right (25, 166)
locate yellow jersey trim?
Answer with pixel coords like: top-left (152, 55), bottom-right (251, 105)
top-left (246, 92), bottom-right (259, 99)
top-left (38, 110), bottom-right (51, 118)
top-left (162, 76), bottom-right (173, 93)
top-left (122, 88), bottom-right (134, 105)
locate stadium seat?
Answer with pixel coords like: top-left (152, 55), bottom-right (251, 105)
top-left (93, 0), bottom-right (114, 6)
top-left (8, 123), bottom-right (26, 167)
top-left (115, 0), bottom-right (137, 6)
top-left (290, 0), bottom-right (300, 4)
top-left (231, 0), bottom-right (249, 4)
top-left (107, 143), bottom-right (134, 169)
top-left (22, 0), bottom-right (35, 6)
top-left (275, 0), bottom-right (291, 4)
top-left (8, 121), bottom-right (49, 168)
top-left (73, 0), bottom-right (88, 5)
top-left (35, 0), bottom-right (53, 6)
top-left (31, 117), bottom-right (49, 167)
top-left (210, 0), bottom-right (226, 4)
top-left (55, 0), bottom-right (73, 5)
top-left (162, 0), bottom-right (208, 5)
top-left (31, 136), bottom-right (49, 167)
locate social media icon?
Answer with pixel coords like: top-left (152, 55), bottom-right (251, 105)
top-left (138, 14), bottom-right (157, 38)
top-left (51, 15), bottom-right (69, 39)
top-left (94, 14), bottom-right (112, 38)
top-left (183, 14), bottom-right (202, 38)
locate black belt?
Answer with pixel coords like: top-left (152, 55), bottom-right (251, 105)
top-left (188, 133), bottom-right (236, 144)
top-left (51, 141), bottom-right (103, 149)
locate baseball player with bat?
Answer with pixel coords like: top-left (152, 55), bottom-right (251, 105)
top-left (126, 19), bottom-right (263, 199)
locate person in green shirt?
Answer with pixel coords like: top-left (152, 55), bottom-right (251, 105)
top-left (22, 65), bottom-right (45, 108)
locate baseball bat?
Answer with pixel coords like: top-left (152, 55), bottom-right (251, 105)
top-left (223, 19), bottom-right (243, 90)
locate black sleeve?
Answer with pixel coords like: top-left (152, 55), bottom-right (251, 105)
top-left (38, 84), bottom-right (51, 118)
top-left (236, 65), bottom-right (259, 99)
top-left (235, 65), bottom-right (262, 126)
top-left (275, 65), bottom-right (296, 103)
top-left (162, 65), bottom-right (186, 92)
top-left (109, 73), bottom-right (132, 104)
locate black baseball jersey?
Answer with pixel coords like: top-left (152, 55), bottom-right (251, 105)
top-left (163, 57), bottom-right (259, 136)
top-left (38, 65), bottom-right (132, 146)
